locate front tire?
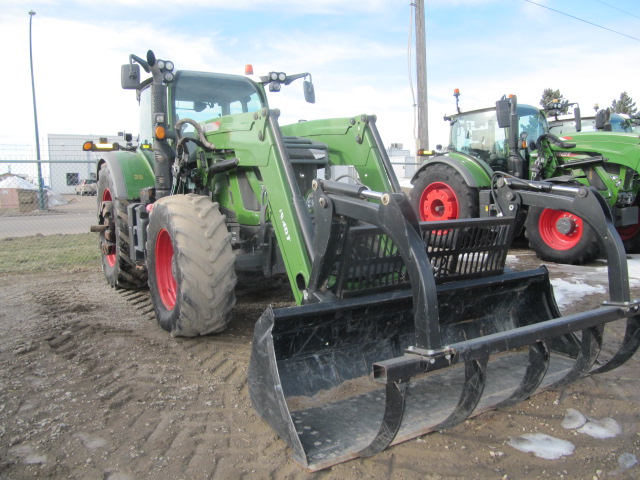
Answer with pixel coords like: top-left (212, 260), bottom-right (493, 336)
top-left (525, 207), bottom-right (600, 264)
top-left (146, 194), bottom-right (237, 336)
top-left (410, 163), bottom-right (478, 221)
top-left (97, 163), bottom-right (148, 289)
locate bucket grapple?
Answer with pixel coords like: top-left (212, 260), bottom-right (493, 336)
top-left (248, 176), bottom-right (640, 471)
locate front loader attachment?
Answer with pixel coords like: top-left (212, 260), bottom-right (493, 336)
top-left (248, 178), bottom-right (640, 471)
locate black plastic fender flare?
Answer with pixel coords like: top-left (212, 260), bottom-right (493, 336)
top-left (96, 152), bottom-right (129, 200)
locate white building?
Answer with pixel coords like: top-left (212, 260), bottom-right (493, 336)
top-left (47, 133), bottom-right (123, 194)
top-left (386, 143), bottom-right (418, 186)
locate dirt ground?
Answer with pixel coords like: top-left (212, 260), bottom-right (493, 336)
top-left (1, 250), bottom-right (639, 479)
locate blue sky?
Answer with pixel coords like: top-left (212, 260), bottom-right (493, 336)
top-left (2, 0), bottom-right (639, 159)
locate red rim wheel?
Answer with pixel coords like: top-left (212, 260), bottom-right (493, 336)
top-left (418, 182), bottom-right (460, 221)
top-left (538, 208), bottom-right (583, 250)
top-left (101, 188), bottom-right (116, 267)
top-left (155, 228), bottom-right (177, 310)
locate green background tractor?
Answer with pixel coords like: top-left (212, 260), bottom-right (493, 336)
top-left (410, 93), bottom-right (640, 264)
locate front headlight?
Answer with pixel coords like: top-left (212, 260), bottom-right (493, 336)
top-left (305, 190), bottom-right (315, 214)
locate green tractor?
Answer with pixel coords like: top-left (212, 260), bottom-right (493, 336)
top-left (410, 92), bottom-right (640, 264)
top-left (549, 107), bottom-right (640, 135)
top-left (86, 51), bottom-right (640, 470)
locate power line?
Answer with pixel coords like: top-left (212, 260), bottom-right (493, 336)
top-left (524, 0), bottom-right (640, 42)
top-left (595, 0), bottom-right (640, 20)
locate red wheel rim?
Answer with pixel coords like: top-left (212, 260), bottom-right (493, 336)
top-left (538, 208), bottom-right (583, 250)
top-left (617, 223), bottom-right (640, 241)
top-left (418, 182), bottom-right (459, 221)
top-left (617, 210), bottom-right (640, 241)
top-left (155, 228), bottom-right (177, 310)
top-left (102, 188), bottom-right (116, 267)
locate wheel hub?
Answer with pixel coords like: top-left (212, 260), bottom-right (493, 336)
top-left (555, 216), bottom-right (577, 235)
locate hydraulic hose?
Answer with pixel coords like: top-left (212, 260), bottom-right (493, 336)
top-left (536, 133), bottom-right (576, 149)
top-left (175, 118), bottom-right (217, 152)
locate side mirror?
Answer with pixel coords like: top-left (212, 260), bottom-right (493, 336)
top-left (573, 106), bottom-right (581, 132)
top-left (595, 109), bottom-right (608, 130)
top-left (121, 64), bottom-right (140, 90)
top-left (496, 97), bottom-right (510, 128)
top-left (303, 80), bottom-right (315, 104)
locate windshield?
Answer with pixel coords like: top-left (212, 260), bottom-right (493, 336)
top-left (450, 108), bottom-right (506, 165)
top-left (171, 71), bottom-right (265, 127)
top-left (609, 115), bottom-right (639, 133)
top-left (549, 114), bottom-right (640, 134)
top-left (450, 105), bottom-right (547, 170)
top-left (517, 104), bottom-right (548, 144)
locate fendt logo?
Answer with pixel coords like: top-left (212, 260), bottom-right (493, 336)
top-left (279, 209), bottom-right (291, 241)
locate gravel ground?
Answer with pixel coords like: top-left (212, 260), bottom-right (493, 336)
top-left (1, 250), bottom-right (639, 479)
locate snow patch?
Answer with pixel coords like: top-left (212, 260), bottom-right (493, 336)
top-left (0, 176), bottom-right (38, 190)
top-left (577, 417), bottom-right (621, 439)
top-left (561, 408), bottom-right (621, 439)
top-left (550, 278), bottom-right (606, 309)
top-left (9, 444), bottom-right (47, 465)
top-left (626, 255), bottom-right (640, 287)
top-left (562, 408), bottom-right (587, 430)
top-left (507, 433), bottom-right (575, 460)
top-left (618, 452), bottom-right (638, 469)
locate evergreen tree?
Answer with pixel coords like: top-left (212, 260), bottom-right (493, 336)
top-left (540, 88), bottom-right (568, 114)
top-left (611, 92), bottom-right (637, 115)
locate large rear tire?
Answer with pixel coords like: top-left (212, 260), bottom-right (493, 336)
top-left (97, 163), bottom-right (148, 289)
top-left (525, 206), bottom-right (600, 264)
top-left (146, 194), bottom-right (237, 337)
top-left (410, 163), bottom-right (478, 221)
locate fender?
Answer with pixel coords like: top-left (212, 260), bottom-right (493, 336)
top-left (96, 149), bottom-right (155, 200)
top-left (411, 152), bottom-right (494, 189)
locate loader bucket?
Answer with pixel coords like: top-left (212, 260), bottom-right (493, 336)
top-left (248, 182), bottom-right (638, 471)
top-left (249, 267), bottom-right (578, 470)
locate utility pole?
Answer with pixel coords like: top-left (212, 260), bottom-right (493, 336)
top-left (415, 0), bottom-right (429, 151)
top-left (29, 10), bottom-right (46, 210)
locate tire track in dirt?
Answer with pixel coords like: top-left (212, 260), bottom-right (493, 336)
top-left (3, 269), bottom-right (640, 479)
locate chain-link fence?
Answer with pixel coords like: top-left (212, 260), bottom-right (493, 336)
top-left (0, 159), bottom-right (101, 274)
top-left (0, 153), bottom-right (421, 275)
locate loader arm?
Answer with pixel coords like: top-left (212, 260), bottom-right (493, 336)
top-left (202, 111), bottom-right (404, 303)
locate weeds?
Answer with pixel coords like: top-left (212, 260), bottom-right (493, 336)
top-left (0, 233), bottom-right (100, 274)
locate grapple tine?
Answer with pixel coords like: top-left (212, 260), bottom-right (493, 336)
top-left (495, 342), bottom-right (550, 408)
top-left (551, 327), bottom-right (602, 389)
top-left (591, 316), bottom-right (640, 374)
top-left (357, 381), bottom-right (407, 458)
top-left (433, 357), bottom-right (488, 431)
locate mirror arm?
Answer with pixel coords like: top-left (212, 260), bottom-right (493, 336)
top-left (284, 72), bottom-right (310, 85)
top-left (130, 54), bottom-right (150, 73)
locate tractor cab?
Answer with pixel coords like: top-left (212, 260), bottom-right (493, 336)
top-left (171, 71), bottom-right (266, 125)
top-left (448, 104), bottom-right (547, 173)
